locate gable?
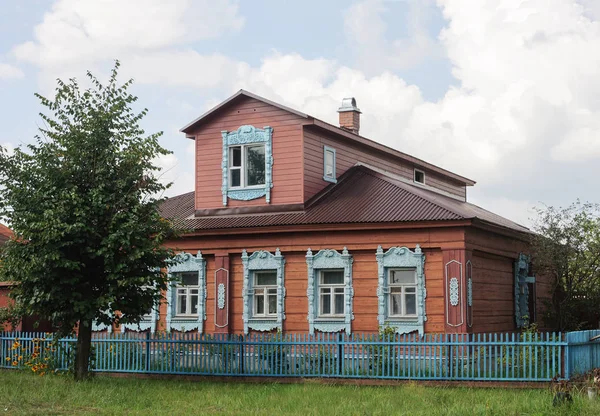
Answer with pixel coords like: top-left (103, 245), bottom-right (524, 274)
top-left (189, 94), bottom-right (307, 211)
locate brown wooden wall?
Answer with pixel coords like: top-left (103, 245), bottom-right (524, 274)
top-left (469, 252), bottom-right (516, 333)
top-left (153, 226), bottom-right (466, 334)
top-left (189, 95), bottom-right (306, 211)
top-left (302, 125), bottom-right (467, 202)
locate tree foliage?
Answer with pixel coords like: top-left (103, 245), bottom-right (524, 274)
top-left (531, 201), bottom-right (600, 331)
top-left (0, 62), bottom-right (178, 379)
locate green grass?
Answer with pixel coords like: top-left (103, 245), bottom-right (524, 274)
top-left (1, 370), bottom-right (599, 415)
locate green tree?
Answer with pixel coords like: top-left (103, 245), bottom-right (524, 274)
top-left (531, 201), bottom-right (600, 331)
top-left (0, 62), bottom-right (178, 380)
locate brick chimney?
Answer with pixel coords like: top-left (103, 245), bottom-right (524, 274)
top-left (337, 97), bottom-right (361, 134)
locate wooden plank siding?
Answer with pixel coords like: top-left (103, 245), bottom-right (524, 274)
top-left (302, 125), bottom-right (467, 202)
top-left (152, 226), bottom-right (464, 334)
top-left (188, 95), bottom-right (306, 210)
top-left (469, 253), bottom-right (516, 333)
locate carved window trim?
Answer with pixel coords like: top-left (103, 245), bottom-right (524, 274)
top-left (221, 125), bottom-right (273, 206)
top-left (466, 260), bottom-right (473, 328)
top-left (241, 249), bottom-right (286, 334)
top-left (306, 248), bottom-right (354, 334)
top-left (166, 251), bottom-right (206, 333)
top-left (323, 145), bottom-right (337, 183)
top-left (376, 245), bottom-right (427, 336)
top-left (515, 253), bottom-right (535, 328)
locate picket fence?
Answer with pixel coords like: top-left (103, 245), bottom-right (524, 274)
top-left (5, 330), bottom-right (595, 382)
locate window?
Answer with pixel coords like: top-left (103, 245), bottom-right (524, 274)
top-left (241, 249), bottom-right (286, 333)
top-left (388, 269), bottom-right (417, 317)
top-left (414, 169), bottom-right (425, 184)
top-left (319, 270), bottom-right (345, 317)
top-left (376, 245), bottom-right (426, 336)
top-left (175, 272), bottom-right (200, 316)
top-left (323, 146), bottom-right (336, 182)
top-left (306, 248), bottom-right (354, 334)
top-left (253, 271), bottom-right (278, 317)
top-left (229, 144), bottom-right (266, 188)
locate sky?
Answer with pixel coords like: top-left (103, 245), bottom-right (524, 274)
top-left (1, 0), bottom-right (600, 227)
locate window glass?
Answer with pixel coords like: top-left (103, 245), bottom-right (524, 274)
top-left (334, 288), bottom-right (344, 315)
top-left (181, 272), bottom-right (199, 286)
top-left (246, 145), bottom-right (265, 186)
top-left (389, 270), bottom-right (415, 285)
top-left (255, 271), bottom-right (277, 286)
top-left (405, 292), bottom-right (417, 315)
top-left (325, 150), bottom-right (334, 177)
top-left (414, 170), bottom-right (425, 184)
top-left (268, 289), bottom-right (277, 315)
top-left (252, 271), bottom-right (277, 318)
top-left (321, 288), bottom-right (331, 315)
top-left (231, 169), bottom-right (241, 187)
top-left (322, 270), bottom-right (344, 285)
top-left (390, 287), bottom-right (402, 316)
top-left (231, 146), bottom-right (242, 167)
top-left (319, 270), bottom-right (345, 317)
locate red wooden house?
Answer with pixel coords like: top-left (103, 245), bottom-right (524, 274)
top-left (114, 90), bottom-right (547, 336)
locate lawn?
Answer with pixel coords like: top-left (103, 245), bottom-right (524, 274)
top-left (1, 371), bottom-right (599, 415)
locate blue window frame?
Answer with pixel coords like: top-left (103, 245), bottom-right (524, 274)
top-left (376, 245), bottom-right (427, 336)
top-left (306, 247), bottom-right (353, 334)
top-left (165, 251), bottom-right (206, 333)
top-left (241, 249), bottom-right (286, 334)
top-left (221, 125), bottom-right (273, 205)
top-left (323, 145), bottom-right (337, 183)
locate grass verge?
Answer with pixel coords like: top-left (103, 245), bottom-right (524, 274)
top-left (1, 370), bottom-right (599, 415)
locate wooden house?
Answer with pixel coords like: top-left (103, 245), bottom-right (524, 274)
top-left (120, 90), bottom-right (548, 336)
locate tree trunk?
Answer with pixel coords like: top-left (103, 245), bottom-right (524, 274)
top-left (75, 318), bottom-right (93, 381)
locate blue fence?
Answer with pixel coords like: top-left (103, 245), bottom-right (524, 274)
top-left (0, 331), bottom-right (576, 381)
top-left (565, 329), bottom-right (600, 378)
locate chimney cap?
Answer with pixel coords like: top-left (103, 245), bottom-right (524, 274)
top-left (337, 97), bottom-right (361, 113)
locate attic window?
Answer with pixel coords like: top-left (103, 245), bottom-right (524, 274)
top-left (414, 169), bottom-right (425, 184)
top-left (323, 146), bottom-right (337, 183)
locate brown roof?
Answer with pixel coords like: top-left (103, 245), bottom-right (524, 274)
top-left (180, 90), bottom-right (475, 187)
top-left (159, 166), bottom-right (528, 234)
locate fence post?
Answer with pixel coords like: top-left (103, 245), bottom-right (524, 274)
top-left (337, 333), bottom-right (343, 376)
top-left (446, 334), bottom-right (453, 380)
top-left (564, 332), bottom-right (570, 380)
top-left (239, 334), bottom-right (245, 375)
top-left (145, 331), bottom-right (151, 373)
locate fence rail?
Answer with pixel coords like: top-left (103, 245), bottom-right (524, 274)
top-left (0, 330), bottom-right (578, 381)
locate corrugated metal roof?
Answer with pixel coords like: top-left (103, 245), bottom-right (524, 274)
top-left (159, 166), bottom-right (529, 233)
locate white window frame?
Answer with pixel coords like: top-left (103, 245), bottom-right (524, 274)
top-left (228, 143), bottom-right (266, 189)
top-left (323, 145), bottom-right (337, 183)
top-left (252, 270), bottom-right (278, 318)
top-left (387, 268), bottom-right (418, 318)
top-left (318, 269), bottom-right (346, 318)
top-left (413, 168), bottom-right (425, 184)
top-left (175, 272), bottom-right (200, 317)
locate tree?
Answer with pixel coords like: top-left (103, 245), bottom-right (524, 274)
top-left (531, 201), bottom-right (600, 331)
top-left (0, 62), bottom-right (178, 380)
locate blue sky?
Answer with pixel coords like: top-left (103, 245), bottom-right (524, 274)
top-left (1, 0), bottom-right (599, 226)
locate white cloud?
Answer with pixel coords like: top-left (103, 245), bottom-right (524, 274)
top-left (12, 0), bottom-right (600, 225)
top-left (344, 0), bottom-right (444, 74)
top-left (13, 0), bottom-right (243, 68)
top-left (11, 0), bottom-right (244, 93)
top-left (0, 62), bottom-right (23, 80)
